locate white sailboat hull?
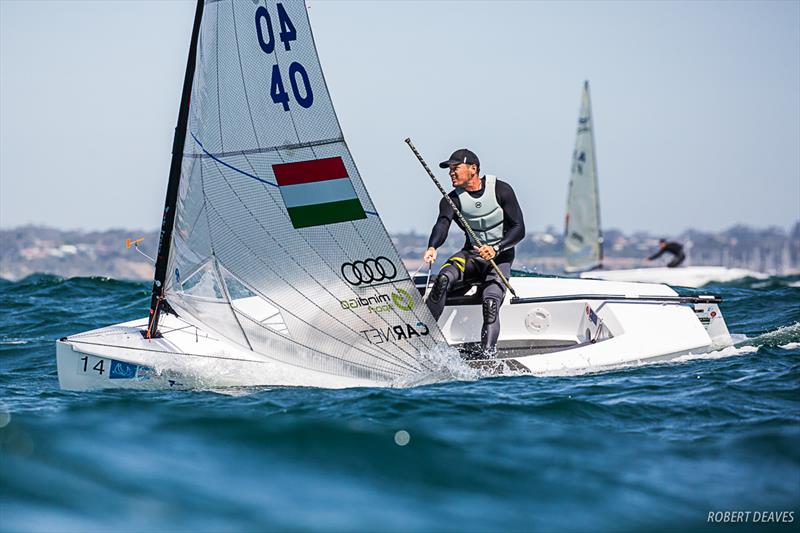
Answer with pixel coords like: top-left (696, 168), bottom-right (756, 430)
top-left (578, 266), bottom-right (767, 288)
top-left (56, 277), bottom-right (731, 391)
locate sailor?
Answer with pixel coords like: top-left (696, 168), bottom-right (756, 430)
top-left (423, 148), bottom-right (525, 356)
top-left (646, 239), bottom-right (686, 268)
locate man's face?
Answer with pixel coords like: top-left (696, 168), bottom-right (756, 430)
top-left (448, 163), bottom-right (477, 187)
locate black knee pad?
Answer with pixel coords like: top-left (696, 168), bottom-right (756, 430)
top-left (482, 298), bottom-right (499, 324)
top-left (430, 274), bottom-right (450, 303)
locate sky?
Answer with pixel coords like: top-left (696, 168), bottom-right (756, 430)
top-left (1, 0), bottom-right (798, 236)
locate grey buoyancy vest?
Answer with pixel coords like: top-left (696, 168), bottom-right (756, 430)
top-left (456, 175), bottom-right (504, 246)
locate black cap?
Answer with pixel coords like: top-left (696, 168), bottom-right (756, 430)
top-left (439, 148), bottom-right (480, 169)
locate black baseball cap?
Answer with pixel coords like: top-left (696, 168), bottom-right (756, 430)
top-left (439, 148), bottom-right (480, 169)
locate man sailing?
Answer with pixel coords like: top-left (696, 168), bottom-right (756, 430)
top-left (423, 148), bottom-right (525, 356)
top-left (646, 239), bottom-right (686, 268)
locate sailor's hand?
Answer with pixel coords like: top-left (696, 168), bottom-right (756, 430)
top-left (423, 247), bottom-right (437, 264)
top-left (475, 245), bottom-right (496, 261)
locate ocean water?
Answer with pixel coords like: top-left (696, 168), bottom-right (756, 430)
top-left (1, 275), bottom-right (798, 532)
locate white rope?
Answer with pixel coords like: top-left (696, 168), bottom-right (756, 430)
top-left (410, 262), bottom-right (434, 302)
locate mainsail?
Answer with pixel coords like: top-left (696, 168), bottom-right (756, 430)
top-left (564, 80), bottom-right (603, 272)
top-left (150, 0), bottom-right (445, 382)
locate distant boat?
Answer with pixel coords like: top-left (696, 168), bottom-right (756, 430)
top-left (55, 2), bottom-right (733, 391)
top-left (564, 81), bottom-right (766, 288)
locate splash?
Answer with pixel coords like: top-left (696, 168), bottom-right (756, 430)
top-left (738, 322), bottom-right (800, 348)
top-left (670, 343), bottom-right (758, 363)
top-left (390, 344), bottom-right (483, 388)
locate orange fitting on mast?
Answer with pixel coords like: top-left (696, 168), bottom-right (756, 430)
top-left (126, 237), bottom-right (145, 249)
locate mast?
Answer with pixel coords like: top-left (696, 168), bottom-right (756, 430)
top-left (146, 0), bottom-right (205, 338)
top-left (585, 80), bottom-right (604, 268)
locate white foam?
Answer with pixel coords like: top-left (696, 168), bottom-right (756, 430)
top-left (671, 344), bottom-right (758, 363)
top-left (749, 322), bottom-right (800, 347)
top-left (778, 342), bottom-right (800, 350)
top-left (391, 345), bottom-right (483, 387)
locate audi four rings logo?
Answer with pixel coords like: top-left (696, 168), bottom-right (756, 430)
top-left (341, 256), bottom-right (398, 285)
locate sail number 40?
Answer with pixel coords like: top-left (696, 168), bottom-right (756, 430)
top-left (255, 3), bottom-right (313, 111)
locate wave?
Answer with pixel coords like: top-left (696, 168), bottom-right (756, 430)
top-left (738, 322), bottom-right (800, 348)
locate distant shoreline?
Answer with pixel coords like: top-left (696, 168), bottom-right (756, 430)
top-left (2, 223), bottom-right (798, 281)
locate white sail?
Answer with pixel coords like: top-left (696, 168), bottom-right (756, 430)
top-left (564, 80), bottom-right (603, 272)
top-left (162, 0), bottom-right (445, 382)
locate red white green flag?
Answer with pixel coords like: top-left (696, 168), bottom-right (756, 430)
top-left (272, 157), bottom-right (366, 229)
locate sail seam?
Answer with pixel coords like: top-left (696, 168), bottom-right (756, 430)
top-left (291, 1), bottom-right (442, 355)
top-left (192, 134), bottom-right (415, 365)
top-left (215, 4), bottom-right (224, 152)
top-left (229, 0), bottom-right (262, 148)
top-left (200, 193), bottom-right (425, 373)
top-left (230, 149), bottom-right (433, 362)
top-left (184, 138), bottom-right (344, 159)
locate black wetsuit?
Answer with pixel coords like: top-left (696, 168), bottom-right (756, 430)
top-left (648, 241), bottom-right (685, 268)
top-left (426, 177), bottom-right (525, 353)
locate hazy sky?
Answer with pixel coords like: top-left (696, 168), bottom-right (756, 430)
top-left (1, 0), bottom-right (798, 236)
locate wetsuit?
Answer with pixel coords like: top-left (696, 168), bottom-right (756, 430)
top-left (649, 241), bottom-right (685, 268)
top-left (426, 176), bottom-right (525, 353)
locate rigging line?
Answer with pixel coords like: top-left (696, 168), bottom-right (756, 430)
top-left (200, 198), bottom-right (425, 374)
top-left (191, 132), bottom-right (277, 187)
top-left (191, 133), bottom-right (379, 218)
top-left (229, 0), bottom-right (262, 149)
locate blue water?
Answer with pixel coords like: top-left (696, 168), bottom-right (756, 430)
top-left (1, 275), bottom-right (799, 532)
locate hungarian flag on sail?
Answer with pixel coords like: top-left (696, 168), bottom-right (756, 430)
top-left (273, 157), bottom-right (366, 229)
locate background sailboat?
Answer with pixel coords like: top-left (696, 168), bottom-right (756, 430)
top-left (564, 81), bottom-right (766, 287)
top-left (564, 81), bottom-right (603, 273)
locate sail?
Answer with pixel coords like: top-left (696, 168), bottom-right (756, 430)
top-left (161, 0), bottom-right (445, 382)
top-left (564, 80), bottom-right (603, 272)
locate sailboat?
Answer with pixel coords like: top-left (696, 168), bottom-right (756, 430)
top-left (56, 1), bottom-right (733, 391)
top-left (564, 81), bottom-right (765, 288)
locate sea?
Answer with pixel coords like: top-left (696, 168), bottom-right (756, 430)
top-left (1, 274), bottom-right (798, 532)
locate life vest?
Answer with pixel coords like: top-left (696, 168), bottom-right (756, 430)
top-left (456, 175), bottom-right (504, 246)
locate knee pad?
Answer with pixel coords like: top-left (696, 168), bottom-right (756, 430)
top-left (482, 298), bottom-right (499, 324)
top-left (430, 274), bottom-right (450, 303)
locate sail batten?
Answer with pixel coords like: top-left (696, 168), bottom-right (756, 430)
top-left (161, 0), bottom-right (444, 381)
top-left (564, 80), bottom-right (603, 273)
